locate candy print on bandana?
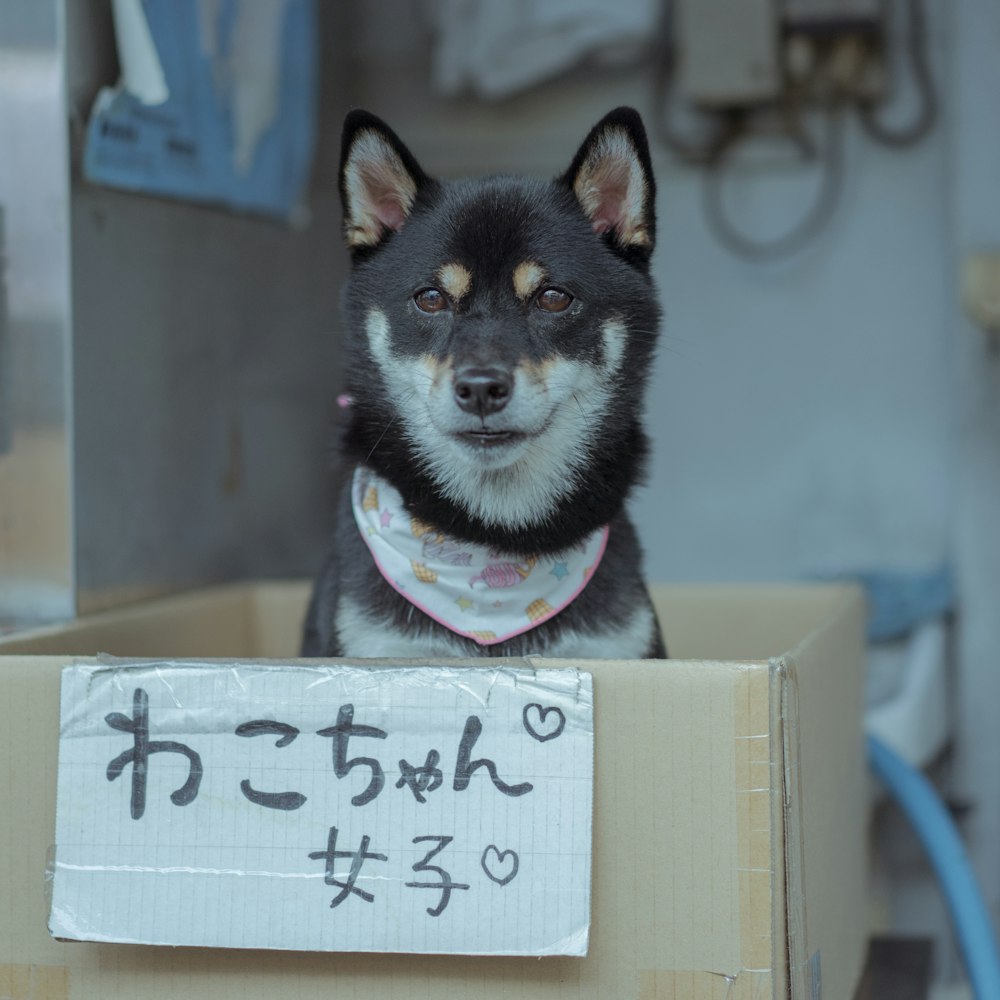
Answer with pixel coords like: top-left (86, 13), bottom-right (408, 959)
top-left (351, 468), bottom-right (609, 646)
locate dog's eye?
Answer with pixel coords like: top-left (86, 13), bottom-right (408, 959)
top-left (414, 288), bottom-right (449, 314)
top-left (536, 288), bottom-right (573, 313)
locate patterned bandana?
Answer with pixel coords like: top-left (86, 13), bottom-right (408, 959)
top-left (351, 467), bottom-right (609, 646)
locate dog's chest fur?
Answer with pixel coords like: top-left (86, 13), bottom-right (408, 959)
top-left (336, 597), bottom-right (658, 660)
top-left (302, 108), bottom-right (666, 660)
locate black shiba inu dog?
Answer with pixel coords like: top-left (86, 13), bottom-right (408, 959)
top-left (302, 107), bottom-right (666, 659)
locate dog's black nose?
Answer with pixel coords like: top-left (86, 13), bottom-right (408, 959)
top-left (454, 367), bottom-right (513, 416)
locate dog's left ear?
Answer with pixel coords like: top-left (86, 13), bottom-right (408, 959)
top-left (562, 107), bottom-right (656, 260)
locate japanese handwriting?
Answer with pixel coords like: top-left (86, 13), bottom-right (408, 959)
top-left (404, 836), bottom-right (470, 916)
top-left (306, 831), bottom-right (512, 912)
top-left (308, 826), bottom-right (388, 906)
top-left (235, 720), bottom-right (307, 811)
top-left (105, 687), bottom-right (202, 820)
top-left (454, 715), bottom-right (533, 796)
top-left (104, 692), bottom-right (541, 815)
top-left (316, 703), bottom-right (388, 806)
top-left (396, 749), bottom-right (443, 802)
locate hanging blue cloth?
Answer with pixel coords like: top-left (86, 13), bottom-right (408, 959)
top-left (84, 0), bottom-right (317, 220)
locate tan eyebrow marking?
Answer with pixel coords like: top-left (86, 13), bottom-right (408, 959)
top-left (420, 352), bottom-right (452, 387)
top-left (513, 261), bottom-right (546, 301)
top-left (518, 357), bottom-right (559, 386)
top-left (437, 262), bottom-right (472, 302)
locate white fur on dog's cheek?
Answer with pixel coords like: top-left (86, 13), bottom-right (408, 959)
top-left (365, 307), bottom-right (441, 451)
top-left (366, 307), bottom-right (392, 363)
top-left (601, 318), bottom-right (626, 374)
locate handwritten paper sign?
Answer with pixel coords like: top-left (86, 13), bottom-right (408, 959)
top-left (50, 661), bottom-right (594, 956)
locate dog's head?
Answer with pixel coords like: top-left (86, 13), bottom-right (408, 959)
top-left (337, 108), bottom-right (660, 543)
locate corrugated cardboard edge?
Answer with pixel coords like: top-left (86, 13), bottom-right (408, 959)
top-left (732, 661), bottom-right (777, 999)
top-left (769, 586), bottom-right (868, 1000)
top-left (771, 653), bottom-right (803, 1000)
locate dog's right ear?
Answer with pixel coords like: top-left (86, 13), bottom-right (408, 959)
top-left (339, 111), bottom-right (433, 252)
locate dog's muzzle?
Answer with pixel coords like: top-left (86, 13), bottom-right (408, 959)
top-left (453, 367), bottom-right (512, 417)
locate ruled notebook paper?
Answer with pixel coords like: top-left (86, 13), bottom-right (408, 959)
top-left (51, 661), bottom-right (594, 956)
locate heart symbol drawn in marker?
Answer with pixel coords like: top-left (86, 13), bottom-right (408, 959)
top-left (522, 703), bottom-right (566, 742)
top-left (480, 845), bottom-right (519, 886)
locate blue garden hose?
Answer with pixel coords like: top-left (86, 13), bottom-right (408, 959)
top-left (868, 734), bottom-right (1000, 999)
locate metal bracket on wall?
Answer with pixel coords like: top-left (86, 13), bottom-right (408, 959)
top-left (961, 251), bottom-right (1000, 356)
top-left (0, 205), bottom-right (9, 455)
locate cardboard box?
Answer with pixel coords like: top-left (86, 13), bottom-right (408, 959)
top-left (0, 581), bottom-right (868, 999)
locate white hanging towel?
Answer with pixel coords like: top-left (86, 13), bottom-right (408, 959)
top-left (429, 0), bottom-right (659, 100)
